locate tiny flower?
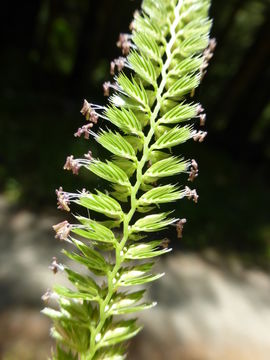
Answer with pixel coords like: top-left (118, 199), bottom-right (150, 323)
top-left (117, 33), bottom-right (128, 47)
top-left (49, 257), bottom-right (64, 274)
top-left (129, 10), bottom-right (139, 30)
top-left (115, 57), bottom-right (125, 72)
top-left (110, 61), bottom-right (116, 75)
top-left (209, 38), bottom-right (217, 52)
top-left (103, 82), bottom-right (111, 97)
top-left (200, 38), bottom-right (216, 79)
top-left (193, 131), bottom-right (207, 143)
top-left (191, 159), bottom-right (198, 170)
top-left (63, 155), bottom-right (81, 175)
top-left (56, 187), bottom-right (70, 211)
top-left (52, 220), bottom-right (71, 240)
top-left (188, 159), bottom-right (199, 182)
top-left (122, 41), bottom-right (131, 55)
top-left (74, 127), bottom-right (84, 138)
top-left (74, 123), bottom-right (94, 139)
top-left (41, 289), bottom-right (59, 304)
top-left (129, 20), bottom-right (135, 31)
top-left (90, 110), bottom-right (99, 124)
top-left (199, 113), bottom-right (206, 126)
top-left (41, 289), bottom-right (52, 304)
top-left (116, 33), bottom-right (131, 55)
top-left (185, 186), bottom-right (199, 203)
top-left (111, 57), bottom-right (126, 75)
top-left (80, 99), bottom-right (92, 120)
top-left (55, 187), bottom-right (92, 213)
top-left (81, 188), bottom-right (90, 195)
top-left (63, 156), bottom-right (92, 176)
top-left (196, 104), bottom-right (205, 114)
top-left (84, 150), bottom-right (92, 160)
top-left (176, 218), bottom-right (187, 239)
top-left (161, 238), bottom-right (170, 249)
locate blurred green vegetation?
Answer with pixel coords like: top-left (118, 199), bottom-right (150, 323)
top-left (0, 0), bottom-right (269, 262)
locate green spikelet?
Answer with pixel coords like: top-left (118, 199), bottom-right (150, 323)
top-left (43, 0), bottom-right (215, 358)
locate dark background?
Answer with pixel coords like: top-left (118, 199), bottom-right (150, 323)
top-left (0, 0), bottom-right (270, 263)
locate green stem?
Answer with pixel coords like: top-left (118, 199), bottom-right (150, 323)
top-left (87, 1), bottom-right (183, 358)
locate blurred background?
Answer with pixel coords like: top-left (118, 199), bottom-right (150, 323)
top-left (0, 0), bottom-right (270, 359)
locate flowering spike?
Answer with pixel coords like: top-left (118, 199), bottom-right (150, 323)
top-left (44, 1), bottom-right (214, 359)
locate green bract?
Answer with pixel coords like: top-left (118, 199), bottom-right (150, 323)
top-left (44, 0), bottom-right (214, 359)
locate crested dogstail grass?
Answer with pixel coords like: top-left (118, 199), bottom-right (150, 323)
top-left (42, 0), bottom-right (215, 358)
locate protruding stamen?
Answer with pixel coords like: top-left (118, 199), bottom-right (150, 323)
top-left (176, 218), bottom-right (187, 239)
top-left (110, 57), bottom-right (126, 75)
top-left (200, 38), bottom-right (217, 79)
top-left (80, 99), bottom-right (99, 123)
top-left (116, 33), bottom-right (131, 55)
top-left (110, 61), bottom-right (116, 76)
top-left (80, 99), bottom-right (92, 120)
top-left (56, 187), bottom-right (71, 211)
top-left (161, 238), bottom-right (170, 249)
top-left (193, 131), bottom-right (207, 143)
top-left (199, 113), bottom-right (206, 126)
top-left (52, 220), bottom-right (71, 240)
top-left (63, 155), bottom-right (92, 176)
top-left (41, 289), bottom-right (59, 304)
top-left (185, 186), bottom-right (199, 203)
top-left (49, 257), bottom-right (64, 274)
top-left (63, 155), bottom-right (81, 175)
top-left (188, 159), bottom-right (199, 182)
top-left (84, 151), bottom-right (92, 160)
top-left (74, 123), bottom-right (94, 139)
top-left (103, 82), bottom-right (111, 97)
top-left (41, 289), bottom-right (52, 304)
top-left (197, 104), bottom-right (205, 115)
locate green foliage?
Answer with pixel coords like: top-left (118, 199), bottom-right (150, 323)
top-left (44, 0), bottom-right (213, 359)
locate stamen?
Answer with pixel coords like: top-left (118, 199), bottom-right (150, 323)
top-left (56, 187), bottom-right (71, 211)
top-left (103, 82), bottom-right (111, 97)
top-left (41, 289), bottom-right (52, 304)
top-left (110, 57), bottom-right (126, 75)
top-left (52, 220), bottom-right (71, 240)
top-left (80, 99), bottom-right (92, 120)
top-left (196, 104), bottom-right (205, 114)
top-left (74, 123), bottom-right (94, 139)
top-left (116, 33), bottom-right (132, 55)
top-left (176, 218), bottom-right (187, 239)
top-left (188, 159), bottom-right (199, 182)
top-left (41, 289), bottom-right (59, 304)
top-left (199, 113), bottom-right (206, 126)
top-left (84, 151), bottom-right (93, 160)
top-left (64, 155), bottom-right (81, 175)
top-left (200, 38), bottom-right (217, 79)
top-left (185, 186), bottom-right (199, 203)
top-left (161, 238), bottom-right (170, 249)
top-left (80, 99), bottom-right (99, 123)
top-left (49, 257), bottom-right (64, 274)
top-left (193, 131), bottom-right (207, 143)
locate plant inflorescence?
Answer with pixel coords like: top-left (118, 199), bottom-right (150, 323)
top-left (42, 0), bottom-right (214, 358)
